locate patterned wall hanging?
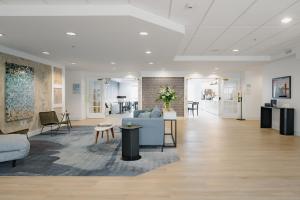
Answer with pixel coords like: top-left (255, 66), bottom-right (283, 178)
top-left (5, 62), bottom-right (34, 122)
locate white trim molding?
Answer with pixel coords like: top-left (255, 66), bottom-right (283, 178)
top-left (174, 55), bottom-right (272, 62)
top-left (0, 45), bottom-right (63, 67)
top-left (0, 5), bottom-right (185, 34)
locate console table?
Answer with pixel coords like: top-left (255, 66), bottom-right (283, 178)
top-left (261, 106), bottom-right (294, 135)
top-left (163, 108), bottom-right (177, 147)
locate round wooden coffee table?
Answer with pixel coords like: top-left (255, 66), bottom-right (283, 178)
top-left (95, 125), bottom-right (115, 144)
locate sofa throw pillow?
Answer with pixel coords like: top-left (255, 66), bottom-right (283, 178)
top-left (138, 112), bottom-right (151, 118)
top-left (150, 106), bottom-right (161, 118)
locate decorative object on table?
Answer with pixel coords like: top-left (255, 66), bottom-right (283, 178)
top-left (5, 62), bottom-right (34, 122)
top-left (272, 76), bottom-right (291, 99)
top-left (120, 125), bottom-right (142, 161)
top-left (236, 92), bottom-right (245, 121)
top-left (270, 99), bottom-right (277, 107)
top-left (163, 108), bottom-right (177, 148)
top-left (39, 111), bottom-right (71, 134)
top-left (95, 125), bottom-right (114, 143)
top-left (157, 86), bottom-right (177, 110)
top-left (72, 83), bottom-right (81, 94)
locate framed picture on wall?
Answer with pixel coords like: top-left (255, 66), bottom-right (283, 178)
top-left (272, 76), bottom-right (291, 99)
top-left (73, 83), bottom-right (81, 94)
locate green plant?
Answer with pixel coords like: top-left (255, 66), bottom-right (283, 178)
top-left (157, 86), bottom-right (177, 110)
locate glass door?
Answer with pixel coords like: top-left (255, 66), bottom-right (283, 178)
top-left (87, 78), bottom-right (105, 118)
top-left (221, 79), bottom-right (239, 118)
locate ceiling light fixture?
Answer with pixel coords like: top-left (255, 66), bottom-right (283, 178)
top-left (145, 51), bottom-right (152, 54)
top-left (281, 17), bottom-right (293, 24)
top-left (148, 62), bottom-right (154, 65)
top-left (139, 32), bottom-right (149, 36)
top-left (71, 62), bottom-right (77, 65)
top-left (232, 49), bottom-right (239, 52)
top-left (0, 33), bottom-right (4, 37)
top-left (42, 51), bottom-right (50, 55)
top-left (66, 32), bottom-right (77, 36)
top-left (111, 62), bottom-right (116, 65)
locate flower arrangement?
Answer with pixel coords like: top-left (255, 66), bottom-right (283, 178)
top-left (157, 86), bottom-right (177, 110)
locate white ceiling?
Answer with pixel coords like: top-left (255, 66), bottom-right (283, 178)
top-left (0, 0), bottom-right (300, 73)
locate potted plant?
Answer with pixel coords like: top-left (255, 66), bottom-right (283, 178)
top-left (157, 86), bottom-right (177, 110)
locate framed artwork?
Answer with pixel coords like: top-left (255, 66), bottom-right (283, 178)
top-left (272, 76), bottom-right (291, 99)
top-left (73, 83), bottom-right (81, 94)
top-left (5, 62), bottom-right (34, 122)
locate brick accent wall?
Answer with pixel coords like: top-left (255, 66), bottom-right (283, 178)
top-left (142, 77), bottom-right (184, 116)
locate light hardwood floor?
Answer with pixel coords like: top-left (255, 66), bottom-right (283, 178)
top-left (1, 112), bottom-right (300, 200)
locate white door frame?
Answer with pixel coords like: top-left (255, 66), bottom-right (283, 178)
top-left (86, 77), bottom-right (105, 118)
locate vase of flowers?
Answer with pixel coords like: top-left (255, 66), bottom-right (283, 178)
top-left (157, 86), bottom-right (177, 111)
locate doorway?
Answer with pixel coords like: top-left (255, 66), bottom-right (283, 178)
top-left (187, 78), bottom-right (221, 117)
top-left (86, 78), bottom-right (105, 118)
top-left (104, 78), bottom-right (139, 117)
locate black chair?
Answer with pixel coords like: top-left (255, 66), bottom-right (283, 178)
top-left (122, 101), bottom-right (132, 112)
top-left (188, 102), bottom-right (199, 117)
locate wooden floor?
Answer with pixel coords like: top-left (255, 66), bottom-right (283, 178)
top-left (1, 112), bottom-right (300, 199)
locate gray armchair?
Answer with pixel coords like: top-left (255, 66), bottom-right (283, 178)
top-left (122, 110), bottom-right (164, 151)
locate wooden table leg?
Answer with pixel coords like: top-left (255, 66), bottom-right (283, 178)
top-left (106, 130), bottom-right (109, 143)
top-left (101, 131), bottom-right (104, 138)
top-left (95, 131), bottom-right (99, 144)
top-left (111, 127), bottom-right (115, 138)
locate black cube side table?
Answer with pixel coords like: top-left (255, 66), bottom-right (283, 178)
top-left (120, 126), bottom-right (142, 161)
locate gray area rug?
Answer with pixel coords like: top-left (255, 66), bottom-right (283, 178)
top-left (0, 126), bottom-right (179, 176)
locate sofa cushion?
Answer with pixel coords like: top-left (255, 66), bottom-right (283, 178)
top-left (150, 106), bottom-right (161, 118)
top-left (138, 112), bottom-right (151, 118)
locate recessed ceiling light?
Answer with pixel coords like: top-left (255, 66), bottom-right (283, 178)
top-left (145, 51), bottom-right (152, 54)
top-left (66, 32), bottom-right (77, 36)
top-left (71, 62), bottom-right (77, 65)
top-left (232, 49), bottom-right (239, 52)
top-left (148, 62), bottom-right (154, 65)
top-left (0, 33), bottom-right (4, 37)
top-left (111, 62), bottom-right (116, 65)
top-left (42, 51), bottom-right (50, 55)
top-left (139, 32), bottom-right (149, 36)
top-left (281, 17), bottom-right (293, 24)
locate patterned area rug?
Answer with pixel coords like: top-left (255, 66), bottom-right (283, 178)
top-left (0, 126), bottom-right (179, 176)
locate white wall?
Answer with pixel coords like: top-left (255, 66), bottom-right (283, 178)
top-left (65, 70), bottom-right (86, 120)
top-left (262, 55), bottom-right (300, 135)
top-left (119, 80), bottom-right (138, 101)
top-left (242, 70), bottom-right (263, 120)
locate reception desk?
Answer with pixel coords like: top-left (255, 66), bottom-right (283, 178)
top-left (261, 106), bottom-right (294, 135)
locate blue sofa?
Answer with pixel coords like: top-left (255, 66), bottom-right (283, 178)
top-left (122, 110), bottom-right (164, 151)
